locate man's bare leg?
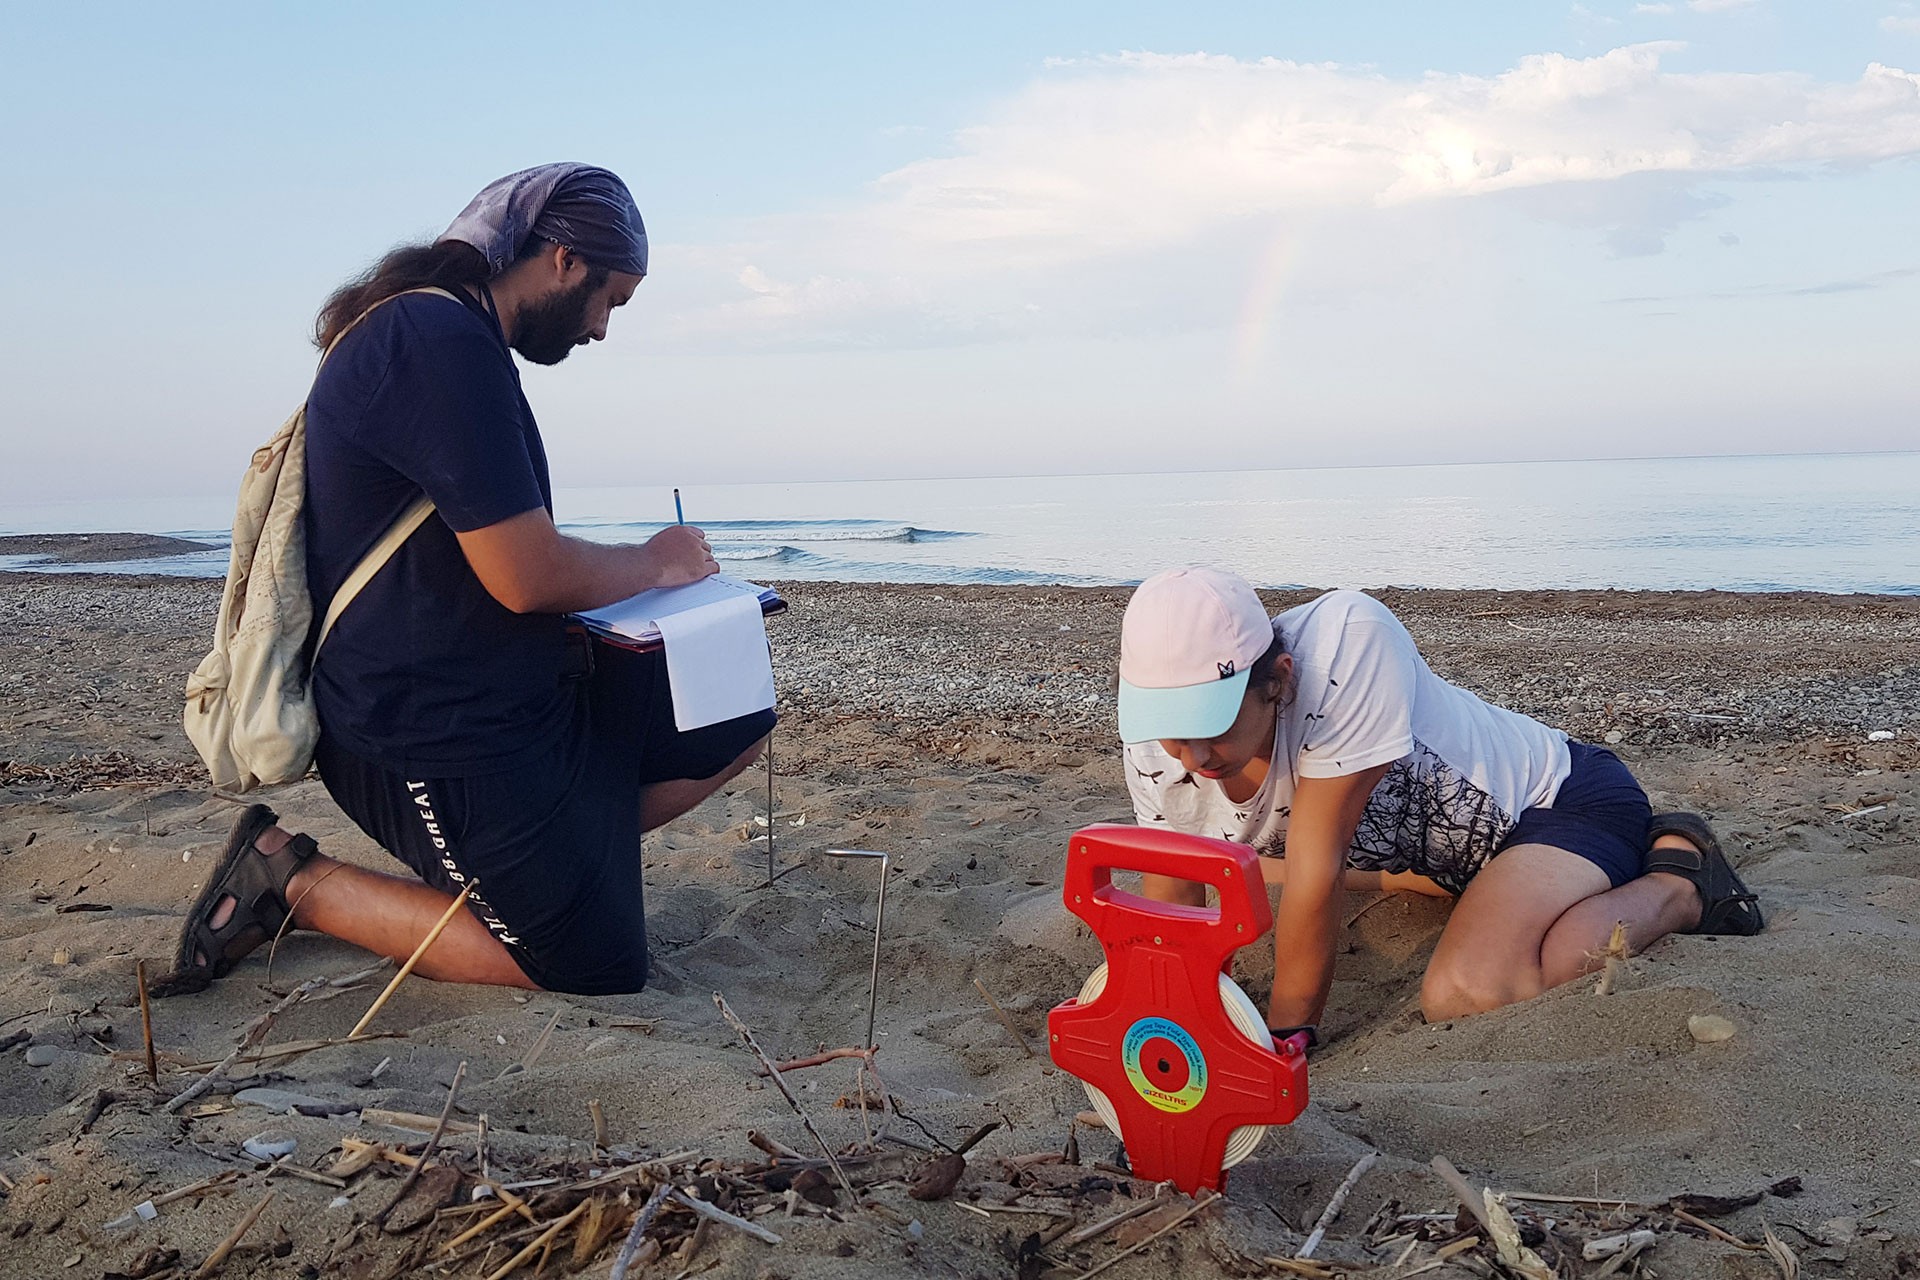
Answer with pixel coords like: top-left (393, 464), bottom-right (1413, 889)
top-left (199, 828), bottom-right (535, 987)
top-left (639, 734), bottom-right (770, 831)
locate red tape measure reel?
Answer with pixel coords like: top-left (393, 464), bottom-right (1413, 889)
top-left (1047, 824), bottom-right (1309, 1194)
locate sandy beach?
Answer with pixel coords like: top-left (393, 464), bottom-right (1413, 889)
top-left (2, 543), bottom-right (1917, 1278)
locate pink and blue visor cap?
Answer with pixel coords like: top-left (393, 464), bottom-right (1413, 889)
top-left (1117, 568), bottom-right (1275, 745)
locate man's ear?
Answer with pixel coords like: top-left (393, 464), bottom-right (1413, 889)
top-left (536, 239), bottom-right (582, 284)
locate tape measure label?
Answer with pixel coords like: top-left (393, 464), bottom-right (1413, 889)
top-left (1120, 1016), bottom-right (1208, 1113)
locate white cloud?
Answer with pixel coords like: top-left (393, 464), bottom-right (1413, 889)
top-left (1884, 16), bottom-right (1920, 35)
top-left (1633, 4), bottom-right (1676, 13)
top-left (667, 44), bottom-right (1920, 345)
top-left (1688, 0), bottom-right (1758, 12)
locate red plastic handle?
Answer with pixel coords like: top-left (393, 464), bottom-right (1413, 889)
top-left (1062, 824), bottom-right (1272, 957)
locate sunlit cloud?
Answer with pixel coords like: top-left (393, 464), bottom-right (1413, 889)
top-left (663, 44), bottom-right (1920, 346)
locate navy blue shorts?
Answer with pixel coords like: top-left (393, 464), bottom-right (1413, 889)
top-left (1496, 741), bottom-right (1651, 888)
top-left (316, 642), bottom-right (776, 995)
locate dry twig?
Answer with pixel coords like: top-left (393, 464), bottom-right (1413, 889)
top-left (714, 991), bottom-right (856, 1201)
top-left (973, 976), bottom-right (1036, 1056)
top-left (372, 1060), bottom-right (467, 1231)
top-left (349, 881), bottom-right (477, 1038)
top-left (608, 1182), bottom-right (673, 1280)
top-left (1074, 1189), bottom-right (1220, 1279)
top-left (192, 1189), bottom-right (275, 1278)
top-left (1297, 1150), bottom-right (1379, 1259)
top-left (166, 977), bottom-right (326, 1113)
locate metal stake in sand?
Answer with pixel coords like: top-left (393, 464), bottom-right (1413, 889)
top-left (824, 849), bottom-right (890, 1050)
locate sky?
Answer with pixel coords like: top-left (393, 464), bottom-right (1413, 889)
top-left (2, 1), bottom-right (1917, 506)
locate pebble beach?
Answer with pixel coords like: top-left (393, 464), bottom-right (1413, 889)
top-left (2, 538), bottom-right (1918, 1277)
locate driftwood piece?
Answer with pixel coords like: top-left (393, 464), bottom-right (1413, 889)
top-left (136, 959), bottom-right (158, 1083)
top-left (669, 1189), bottom-right (784, 1244)
top-left (482, 1198), bottom-right (588, 1280)
top-left (973, 976), bottom-right (1036, 1056)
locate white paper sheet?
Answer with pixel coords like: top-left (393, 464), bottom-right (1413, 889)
top-left (654, 592), bottom-right (776, 730)
top-left (578, 574), bottom-right (774, 644)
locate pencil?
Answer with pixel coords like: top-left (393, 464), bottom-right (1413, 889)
top-left (673, 488), bottom-right (685, 525)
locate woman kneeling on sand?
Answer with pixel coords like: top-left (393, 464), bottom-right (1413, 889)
top-left (1116, 568), bottom-right (1763, 1038)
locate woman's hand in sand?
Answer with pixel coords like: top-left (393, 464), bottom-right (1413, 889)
top-left (639, 524), bottom-right (720, 589)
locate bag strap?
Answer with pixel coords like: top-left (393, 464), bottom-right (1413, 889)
top-left (314, 495), bottom-right (437, 654)
top-left (310, 285), bottom-right (463, 657)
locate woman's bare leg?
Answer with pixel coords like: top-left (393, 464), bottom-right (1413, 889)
top-left (1420, 838), bottom-right (1702, 1020)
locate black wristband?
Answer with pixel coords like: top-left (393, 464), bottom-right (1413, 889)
top-left (1269, 1024), bottom-right (1320, 1049)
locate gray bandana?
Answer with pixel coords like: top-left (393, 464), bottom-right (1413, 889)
top-left (439, 163), bottom-right (648, 278)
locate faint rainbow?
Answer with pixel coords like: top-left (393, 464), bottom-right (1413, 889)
top-left (1232, 226), bottom-right (1302, 383)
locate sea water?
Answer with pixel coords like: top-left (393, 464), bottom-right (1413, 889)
top-left (3, 452), bottom-right (1916, 594)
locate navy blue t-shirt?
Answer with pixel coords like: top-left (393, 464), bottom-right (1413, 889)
top-left (304, 289), bottom-right (572, 776)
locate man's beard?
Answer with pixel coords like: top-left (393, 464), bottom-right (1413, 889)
top-left (511, 277), bottom-right (598, 365)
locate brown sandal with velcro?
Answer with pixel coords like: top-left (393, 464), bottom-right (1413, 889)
top-left (1646, 812), bottom-right (1764, 936)
top-left (149, 804), bottom-right (318, 997)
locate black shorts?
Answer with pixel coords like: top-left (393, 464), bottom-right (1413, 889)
top-left (315, 642), bottom-right (776, 995)
top-left (1496, 741), bottom-right (1651, 888)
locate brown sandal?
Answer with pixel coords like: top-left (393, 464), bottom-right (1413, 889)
top-left (149, 804), bottom-right (317, 997)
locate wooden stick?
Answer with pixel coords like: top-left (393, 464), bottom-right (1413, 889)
top-left (760, 1045), bottom-right (868, 1075)
top-left (185, 1030), bottom-right (404, 1071)
top-left (349, 881), bottom-right (477, 1038)
top-left (1594, 920), bottom-right (1630, 996)
top-left (1297, 1150), bottom-right (1379, 1259)
top-left (608, 1183), bottom-right (672, 1280)
top-left (589, 1099), bottom-right (609, 1151)
top-left (193, 1189), bottom-right (275, 1278)
top-left (669, 1189), bottom-right (784, 1244)
top-left (372, 1060), bottom-right (467, 1230)
top-left (361, 1107), bottom-right (480, 1136)
top-left (1505, 1191), bottom-right (1654, 1209)
top-left (1074, 1189), bottom-right (1219, 1279)
top-left (483, 1198), bottom-right (588, 1280)
top-left (441, 1193), bottom-right (530, 1254)
top-left (714, 992), bottom-right (856, 1202)
top-left (1058, 1198), bottom-right (1162, 1248)
top-left (263, 1156), bottom-right (348, 1189)
top-left (166, 977), bottom-right (325, 1113)
top-left (1428, 1157), bottom-right (1493, 1233)
top-left (1671, 1206), bottom-right (1765, 1250)
top-left (501, 1007), bottom-right (563, 1080)
top-left (747, 1130), bottom-right (807, 1161)
top-left (136, 959), bottom-right (158, 1085)
top-left (973, 977), bottom-right (1036, 1057)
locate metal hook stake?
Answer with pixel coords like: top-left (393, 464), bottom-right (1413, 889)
top-left (765, 732), bottom-right (775, 887)
top-left (824, 848), bottom-right (890, 1051)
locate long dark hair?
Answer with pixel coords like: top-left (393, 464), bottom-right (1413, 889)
top-left (314, 240), bottom-right (493, 350)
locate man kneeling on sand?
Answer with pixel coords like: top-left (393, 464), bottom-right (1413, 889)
top-left (1114, 568), bottom-right (1763, 1039)
top-left (153, 165), bottom-right (771, 998)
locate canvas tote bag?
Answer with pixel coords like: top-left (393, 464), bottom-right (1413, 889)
top-left (183, 287), bottom-right (455, 792)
